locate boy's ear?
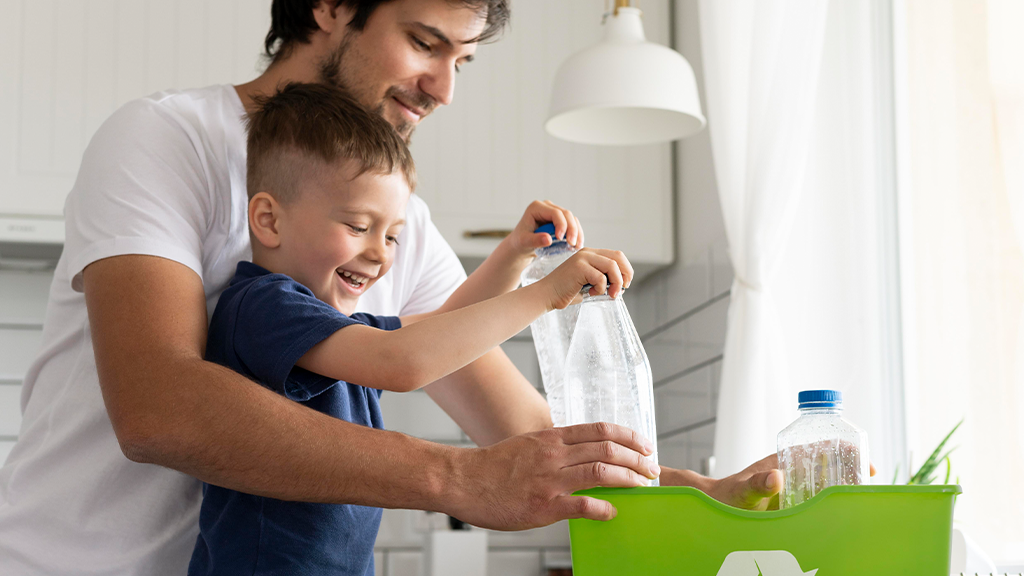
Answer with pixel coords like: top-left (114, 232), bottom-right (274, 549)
top-left (249, 192), bottom-right (283, 249)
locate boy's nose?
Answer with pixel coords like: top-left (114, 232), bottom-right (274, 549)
top-left (362, 238), bottom-right (388, 265)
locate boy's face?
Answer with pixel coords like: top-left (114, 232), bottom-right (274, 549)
top-left (272, 163), bottom-right (409, 315)
top-left (320, 0), bottom-right (485, 140)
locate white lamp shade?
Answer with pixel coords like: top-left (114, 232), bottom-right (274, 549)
top-left (546, 7), bottom-right (706, 146)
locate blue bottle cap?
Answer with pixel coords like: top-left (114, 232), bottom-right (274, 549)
top-left (797, 389), bottom-right (842, 409)
top-left (533, 223), bottom-right (565, 242)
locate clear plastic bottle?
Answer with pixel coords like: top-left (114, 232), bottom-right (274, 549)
top-left (563, 292), bottom-right (659, 486)
top-left (777, 390), bottom-right (869, 508)
top-left (521, 223), bottom-right (578, 428)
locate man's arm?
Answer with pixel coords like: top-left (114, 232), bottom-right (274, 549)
top-left (425, 347), bottom-right (553, 446)
top-left (85, 254), bottom-right (656, 525)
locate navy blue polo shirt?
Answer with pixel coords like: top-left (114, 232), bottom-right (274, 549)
top-left (188, 261), bottom-right (401, 576)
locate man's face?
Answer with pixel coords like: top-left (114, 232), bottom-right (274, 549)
top-left (318, 0), bottom-right (486, 141)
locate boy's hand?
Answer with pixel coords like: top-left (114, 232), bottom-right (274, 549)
top-left (539, 248), bottom-right (634, 310)
top-left (505, 200), bottom-right (584, 257)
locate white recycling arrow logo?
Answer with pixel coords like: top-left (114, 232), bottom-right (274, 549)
top-left (715, 551), bottom-right (818, 576)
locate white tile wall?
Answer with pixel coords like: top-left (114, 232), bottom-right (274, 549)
top-left (487, 550), bottom-right (541, 576)
top-left (0, 268), bottom-right (50, 470)
top-left (385, 551), bottom-right (423, 576)
top-left (0, 385), bottom-right (22, 436)
top-left (0, 269), bottom-right (52, 322)
top-left (379, 391), bottom-right (464, 443)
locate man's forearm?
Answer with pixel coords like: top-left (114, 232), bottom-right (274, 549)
top-left (425, 345), bottom-right (552, 446)
top-left (127, 356), bottom-right (462, 510)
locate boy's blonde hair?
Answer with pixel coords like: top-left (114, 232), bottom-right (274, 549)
top-left (245, 82), bottom-right (416, 203)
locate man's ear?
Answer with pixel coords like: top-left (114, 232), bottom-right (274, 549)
top-left (313, 0), bottom-right (352, 36)
top-left (249, 192), bottom-right (283, 249)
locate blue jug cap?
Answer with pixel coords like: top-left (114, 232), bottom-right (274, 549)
top-left (798, 389), bottom-right (842, 409)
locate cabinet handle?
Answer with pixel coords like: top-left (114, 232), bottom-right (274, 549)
top-left (463, 229), bottom-right (513, 239)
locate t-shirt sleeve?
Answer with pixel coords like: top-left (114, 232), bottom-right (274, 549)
top-left (63, 99), bottom-right (213, 291)
top-left (349, 313), bottom-right (401, 331)
top-left (232, 277), bottom-right (393, 401)
top-left (398, 196), bottom-right (467, 315)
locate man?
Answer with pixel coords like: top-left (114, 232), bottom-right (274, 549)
top-left (0, 1), bottom-right (783, 574)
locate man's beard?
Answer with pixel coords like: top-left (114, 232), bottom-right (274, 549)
top-left (317, 40), bottom-right (434, 143)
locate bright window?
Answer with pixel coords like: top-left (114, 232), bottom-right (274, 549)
top-left (896, 0), bottom-right (1024, 566)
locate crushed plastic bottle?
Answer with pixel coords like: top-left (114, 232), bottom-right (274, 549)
top-left (563, 291), bottom-right (659, 486)
top-left (521, 223), bottom-right (578, 427)
top-left (777, 390), bottom-right (869, 508)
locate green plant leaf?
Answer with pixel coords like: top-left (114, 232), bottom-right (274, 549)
top-left (908, 419), bottom-right (963, 485)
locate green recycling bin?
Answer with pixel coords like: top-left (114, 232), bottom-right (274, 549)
top-left (568, 484), bottom-right (961, 575)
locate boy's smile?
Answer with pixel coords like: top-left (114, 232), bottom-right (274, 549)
top-left (250, 161), bottom-right (410, 315)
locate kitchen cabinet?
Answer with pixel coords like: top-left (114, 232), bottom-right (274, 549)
top-left (410, 0), bottom-right (675, 281)
top-left (1, 0), bottom-right (675, 280)
top-left (0, 0), bottom-right (272, 220)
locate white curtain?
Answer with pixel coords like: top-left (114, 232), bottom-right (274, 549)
top-left (698, 0), bottom-right (831, 476)
top-left (989, 0), bottom-right (1024, 468)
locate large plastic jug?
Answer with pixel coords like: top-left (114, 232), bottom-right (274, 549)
top-left (777, 390), bottom-right (870, 508)
top-left (521, 223), bottom-right (578, 427)
top-left (563, 292), bottom-right (659, 486)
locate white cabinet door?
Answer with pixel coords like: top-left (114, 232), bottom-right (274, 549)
top-left (0, 0), bottom-right (272, 218)
top-left (410, 0), bottom-right (675, 279)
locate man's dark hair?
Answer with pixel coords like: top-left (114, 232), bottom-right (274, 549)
top-left (246, 83), bottom-right (416, 203)
top-left (265, 0), bottom-right (510, 62)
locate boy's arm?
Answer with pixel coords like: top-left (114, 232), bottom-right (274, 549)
top-left (402, 201), bottom-right (583, 324)
top-left (297, 248), bottom-right (631, 393)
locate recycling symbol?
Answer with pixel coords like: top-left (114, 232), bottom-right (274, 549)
top-left (715, 551), bottom-right (818, 576)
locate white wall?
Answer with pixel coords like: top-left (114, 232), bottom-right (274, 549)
top-left (0, 268), bottom-right (52, 463)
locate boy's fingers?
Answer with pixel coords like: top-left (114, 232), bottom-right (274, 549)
top-left (586, 253), bottom-right (623, 298)
top-left (574, 214), bottom-right (585, 248)
top-left (602, 258), bottom-right (624, 298)
top-left (590, 249), bottom-right (632, 289)
top-left (583, 264), bottom-right (608, 296)
top-left (531, 232), bottom-right (554, 248)
top-left (543, 203), bottom-right (569, 241)
top-left (563, 209), bottom-right (578, 247)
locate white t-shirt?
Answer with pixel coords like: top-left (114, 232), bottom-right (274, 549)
top-left (0, 85), bottom-right (467, 576)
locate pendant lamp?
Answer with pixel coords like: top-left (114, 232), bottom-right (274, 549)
top-left (545, 0), bottom-right (706, 146)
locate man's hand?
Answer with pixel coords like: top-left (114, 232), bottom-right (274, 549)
top-left (444, 423), bottom-right (659, 530)
top-left (503, 199), bottom-right (584, 257)
top-left (661, 454), bottom-right (878, 510)
top-left (703, 454), bottom-right (784, 510)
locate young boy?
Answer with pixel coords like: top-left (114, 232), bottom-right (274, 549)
top-left (186, 83), bottom-right (638, 576)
